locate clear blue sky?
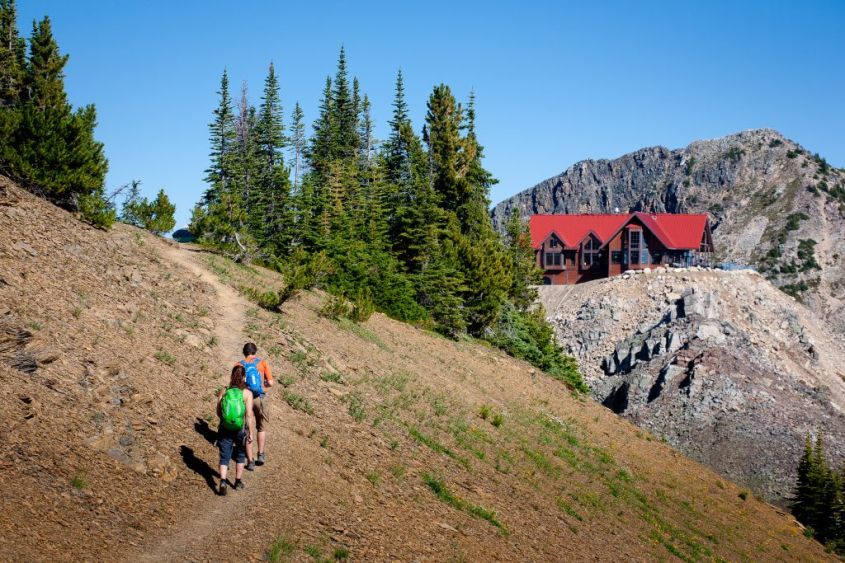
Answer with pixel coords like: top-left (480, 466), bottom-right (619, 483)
top-left (18, 0), bottom-right (845, 228)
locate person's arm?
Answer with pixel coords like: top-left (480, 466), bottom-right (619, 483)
top-left (216, 387), bottom-right (225, 418)
top-left (244, 390), bottom-right (255, 442)
top-left (261, 360), bottom-right (274, 388)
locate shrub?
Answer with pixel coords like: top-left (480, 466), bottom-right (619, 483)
top-left (487, 303), bottom-right (587, 392)
top-left (349, 287), bottom-right (375, 323)
top-left (321, 293), bottom-right (350, 320)
top-left (769, 139), bottom-right (783, 148)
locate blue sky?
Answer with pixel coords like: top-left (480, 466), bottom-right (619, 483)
top-left (18, 0), bottom-right (845, 228)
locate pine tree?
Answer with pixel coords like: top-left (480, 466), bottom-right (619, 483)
top-left (288, 101), bottom-right (306, 188)
top-left (307, 76), bottom-right (334, 181)
top-left (357, 93), bottom-right (374, 169)
top-left (331, 46), bottom-right (358, 160)
top-left (504, 209), bottom-right (542, 309)
top-left (203, 70), bottom-right (236, 206)
top-left (424, 84), bottom-right (464, 214)
top-left (792, 434), bottom-right (839, 544)
top-left (0, 0), bottom-right (26, 107)
top-left (0, 15), bottom-right (109, 226)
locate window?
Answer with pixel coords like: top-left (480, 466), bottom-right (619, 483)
top-left (582, 236), bottom-right (600, 268)
top-left (545, 253), bottom-right (562, 267)
top-left (611, 251), bottom-right (622, 264)
top-left (554, 253), bottom-right (561, 266)
top-left (545, 253), bottom-right (553, 266)
top-left (543, 276), bottom-right (552, 285)
top-left (629, 230), bottom-right (640, 246)
top-left (651, 252), bottom-right (663, 264)
top-left (549, 238), bottom-right (558, 248)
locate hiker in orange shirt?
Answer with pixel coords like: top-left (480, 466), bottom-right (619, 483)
top-left (238, 342), bottom-right (273, 471)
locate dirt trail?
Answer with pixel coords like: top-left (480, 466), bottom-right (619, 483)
top-left (131, 245), bottom-right (272, 562)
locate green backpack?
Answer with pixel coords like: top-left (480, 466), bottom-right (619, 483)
top-left (220, 387), bottom-right (246, 431)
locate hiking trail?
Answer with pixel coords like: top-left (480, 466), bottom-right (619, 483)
top-left (131, 244), bottom-right (281, 562)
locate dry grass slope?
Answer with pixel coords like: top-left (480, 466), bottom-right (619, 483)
top-left (0, 177), bottom-right (833, 561)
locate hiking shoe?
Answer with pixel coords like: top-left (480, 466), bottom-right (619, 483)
top-left (234, 479), bottom-right (245, 491)
top-left (246, 461), bottom-right (256, 471)
top-left (219, 480), bottom-right (228, 496)
top-left (256, 453), bottom-right (266, 466)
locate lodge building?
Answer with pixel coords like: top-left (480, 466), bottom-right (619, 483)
top-left (530, 212), bottom-right (714, 285)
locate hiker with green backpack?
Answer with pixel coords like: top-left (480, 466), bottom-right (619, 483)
top-left (215, 363), bottom-right (255, 495)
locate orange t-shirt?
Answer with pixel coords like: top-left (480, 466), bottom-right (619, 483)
top-left (236, 356), bottom-right (273, 387)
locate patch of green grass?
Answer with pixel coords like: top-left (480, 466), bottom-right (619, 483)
top-left (556, 497), bottom-right (584, 521)
top-left (376, 371), bottom-right (408, 393)
top-left (521, 446), bottom-right (558, 476)
top-left (390, 465), bottom-right (406, 479)
top-left (267, 536), bottom-right (296, 562)
top-left (28, 321), bottom-right (42, 331)
top-left (478, 404), bottom-right (491, 420)
top-left (431, 396), bottom-right (448, 416)
top-left (332, 547), bottom-right (349, 560)
top-left (72, 306), bottom-right (83, 318)
top-left (410, 427), bottom-right (459, 461)
top-left (422, 474), bottom-right (508, 535)
top-left (304, 545), bottom-right (322, 560)
top-left (320, 371), bottom-right (342, 383)
top-left (280, 376), bottom-right (295, 387)
top-left (282, 391), bottom-right (314, 415)
top-left (154, 349), bottom-right (176, 366)
top-left (344, 393), bottom-right (366, 422)
top-left (337, 317), bottom-right (387, 349)
top-left (491, 413), bottom-right (504, 428)
top-left (70, 471), bottom-right (87, 490)
top-left (365, 471), bottom-right (381, 485)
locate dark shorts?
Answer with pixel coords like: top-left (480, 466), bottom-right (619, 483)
top-left (217, 427), bottom-right (247, 466)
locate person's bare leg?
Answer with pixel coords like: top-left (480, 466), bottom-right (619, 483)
top-left (258, 430), bottom-right (266, 455)
top-left (235, 462), bottom-right (245, 480)
top-left (219, 464), bottom-right (228, 481)
top-left (246, 417), bottom-right (255, 462)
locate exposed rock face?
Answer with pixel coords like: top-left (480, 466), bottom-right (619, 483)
top-left (540, 268), bottom-right (845, 505)
top-left (494, 129), bottom-right (845, 334)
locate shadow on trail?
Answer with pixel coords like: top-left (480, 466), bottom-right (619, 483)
top-left (194, 418), bottom-right (217, 445)
top-left (179, 445), bottom-right (219, 494)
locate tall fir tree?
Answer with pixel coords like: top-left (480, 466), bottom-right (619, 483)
top-left (288, 101), bottom-right (306, 188)
top-left (331, 46), bottom-right (358, 160)
top-left (0, 14), bottom-right (109, 225)
top-left (0, 0), bottom-right (26, 107)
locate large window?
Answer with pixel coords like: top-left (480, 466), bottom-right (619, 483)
top-left (628, 229), bottom-right (642, 265)
top-left (545, 252), bottom-right (562, 267)
top-left (582, 237), bottom-right (599, 268)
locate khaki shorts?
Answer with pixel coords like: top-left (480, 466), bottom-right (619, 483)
top-left (253, 395), bottom-right (270, 432)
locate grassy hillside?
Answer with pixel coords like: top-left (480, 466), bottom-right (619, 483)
top-left (0, 177), bottom-right (832, 561)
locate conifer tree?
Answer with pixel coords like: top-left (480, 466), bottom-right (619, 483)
top-left (0, 14), bottom-right (109, 226)
top-left (0, 0), bottom-right (26, 107)
top-left (288, 101), bottom-right (306, 188)
top-left (331, 47), bottom-right (358, 160)
top-left (307, 76), bottom-right (334, 181)
top-left (504, 210), bottom-right (542, 309)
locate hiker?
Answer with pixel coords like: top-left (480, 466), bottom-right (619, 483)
top-left (239, 342), bottom-right (273, 470)
top-left (216, 364), bottom-right (254, 495)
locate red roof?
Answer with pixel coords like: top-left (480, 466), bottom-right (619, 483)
top-left (529, 212), bottom-right (709, 250)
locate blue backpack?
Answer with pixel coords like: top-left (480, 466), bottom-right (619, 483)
top-left (241, 358), bottom-right (264, 397)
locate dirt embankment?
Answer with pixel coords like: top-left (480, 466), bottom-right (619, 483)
top-left (541, 267), bottom-right (845, 505)
top-left (0, 178), bottom-right (834, 561)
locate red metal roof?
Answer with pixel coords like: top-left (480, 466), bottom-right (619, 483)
top-left (529, 212), bottom-right (709, 250)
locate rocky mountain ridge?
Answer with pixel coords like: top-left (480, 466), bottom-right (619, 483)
top-left (493, 129), bottom-right (845, 333)
top-left (539, 267), bottom-right (845, 505)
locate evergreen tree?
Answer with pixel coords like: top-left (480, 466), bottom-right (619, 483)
top-left (143, 189), bottom-right (176, 235)
top-left (288, 101), bottom-right (306, 188)
top-left (0, 0), bottom-right (26, 107)
top-left (307, 76), bottom-right (334, 181)
top-left (504, 209), bottom-right (542, 309)
top-left (424, 84), bottom-right (464, 214)
top-left (357, 93), bottom-right (374, 168)
top-left (331, 46), bottom-right (358, 160)
top-left (202, 70), bottom-right (236, 206)
top-left (120, 180), bottom-right (144, 226)
top-left (0, 14), bottom-right (109, 226)
top-left (792, 434), bottom-right (839, 544)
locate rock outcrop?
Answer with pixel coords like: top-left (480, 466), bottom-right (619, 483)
top-left (540, 268), bottom-right (845, 505)
top-left (494, 129), bottom-right (845, 334)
